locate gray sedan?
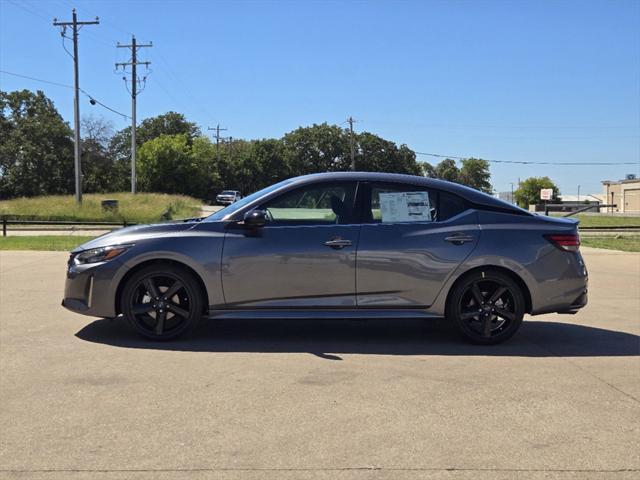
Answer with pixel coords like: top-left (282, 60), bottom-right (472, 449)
top-left (62, 172), bottom-right (588, 344)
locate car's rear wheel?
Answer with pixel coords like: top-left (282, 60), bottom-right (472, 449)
top-left (447, 270), bottom-right (525, 344)
top-left (120, 265), bottom-right (203, 340)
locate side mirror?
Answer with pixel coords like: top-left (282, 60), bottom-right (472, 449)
top-left (243, 209), bottom-right (267, 228)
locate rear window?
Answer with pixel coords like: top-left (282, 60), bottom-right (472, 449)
top-left (365, 182), bottom-right (468, 223)
top-left (438, 191), bottom-right (467, 221)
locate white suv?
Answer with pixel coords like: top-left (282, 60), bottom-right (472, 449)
top-left (216, 190), bottom-right (243, 205)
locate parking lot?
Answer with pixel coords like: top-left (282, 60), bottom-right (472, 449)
top-left (0, 247), bottom-right (638, 479)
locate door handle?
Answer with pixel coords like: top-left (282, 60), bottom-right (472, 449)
top-left (444, 233), bottom-right (474, 245)
top-left (323, 238), bottom-right (353, 249)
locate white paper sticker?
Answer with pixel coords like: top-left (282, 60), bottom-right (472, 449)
top-left (379, 191), bottom-right (431, 223)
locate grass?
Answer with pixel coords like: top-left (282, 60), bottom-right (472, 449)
top-left (0, 236), bottom-right (97, 251)
top-left (581, 236), bottom-right (640, 252)
top-left (0, 193), bottom-right (202, 223)
top-left (556, 214), bottom-right (640, 228)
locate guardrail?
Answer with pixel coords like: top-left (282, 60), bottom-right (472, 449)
top-left (1, 218), bottom-right (136, 237)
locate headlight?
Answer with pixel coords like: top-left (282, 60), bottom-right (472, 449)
top-left (73, 245), bottom-right (133, 265)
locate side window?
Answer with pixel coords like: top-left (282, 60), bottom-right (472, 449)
top-left (368, 183), bottom-right (437, 223)
top-left (438, 191), bottom-right (467, 221)
top-left (365, 183), bottom-right (468, 223)
top-left (261, 182), bottom-right (357, 225)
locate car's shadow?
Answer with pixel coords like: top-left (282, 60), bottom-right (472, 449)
top-left (75, 317), bottom-right (640, 359)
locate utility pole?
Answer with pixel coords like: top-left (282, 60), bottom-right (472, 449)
top-left (347, 116), bottom-right (356, 171)
top-left (116, 36), bottom-right (152, 194)
top-left (208, 124), bottom-right (228, 164)
top-left (510, 182), bottom-right (514, 204)
top-left (577, 185), bottom-right (581, 203)
top-left (53, 9), bottom-right (99, 204)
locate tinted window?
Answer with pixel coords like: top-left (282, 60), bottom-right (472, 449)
top-left (438, 191), bottom-right (467, 221)
top-left (364, 183), bottom-right (467, 223)
top-left (368, 184), bottom-right (436, 223)
top-left (261, 182), bottom-right (357, 225)
top-left (205, 178), bottom-right (294, 221)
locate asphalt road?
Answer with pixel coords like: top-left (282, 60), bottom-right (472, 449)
top-left (0, 247), bottom-right (638, 479)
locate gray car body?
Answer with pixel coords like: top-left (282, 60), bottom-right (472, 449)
top-left (63, 172), bottom-right (588, 321)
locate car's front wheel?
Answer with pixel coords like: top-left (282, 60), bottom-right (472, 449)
top-left (447, 270), bottom-right (525, 344)
top-left (120, 264), bottom-right (203, 340)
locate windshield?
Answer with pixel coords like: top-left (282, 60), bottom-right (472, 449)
top-left (220, 191), bottom-right (236, 195)
top-left (205, 179), bottom-right (294, 221)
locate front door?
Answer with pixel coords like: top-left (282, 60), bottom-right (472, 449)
top-left (356, 182), bottom-right (479, 307)
top-left (221, 181), bottom-right (360, 308)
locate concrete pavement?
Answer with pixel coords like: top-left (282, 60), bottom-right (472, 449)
top-left (0, 247), bottom-right (638, 479)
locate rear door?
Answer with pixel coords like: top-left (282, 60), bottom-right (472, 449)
top-left (356, 182), bottom-right (479, 307)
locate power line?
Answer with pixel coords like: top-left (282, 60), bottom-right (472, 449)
top-left (0, 70), bottom-right (131, 119)
top-left (153, 49), bottom-right (214, 120)
top-left (53, 9), bottom-right (100, 204)
top-left (364, 118), bottom-right (640, 130)
top-left (58, 0), bottom-right (133, 37)
top-left (0, 70), bottom-right (73, 90)
top-left (7, 0), bottom-right (51, 23)
top-left (414, 151), bottom-right (638, 166)
top-left (208, 124), bottom-right (229, 164)
top-left (347, 116), bottom-right (357, 171)
top-left (116, 36), bottom-right (152, 194)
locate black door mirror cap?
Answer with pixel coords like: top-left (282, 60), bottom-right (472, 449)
top-left (243, 210), bottom-right (267, 228)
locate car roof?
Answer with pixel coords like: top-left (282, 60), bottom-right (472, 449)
top-left (288, 172), bottom-right (529, 214)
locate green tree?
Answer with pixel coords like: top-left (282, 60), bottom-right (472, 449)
top-left (356, 132), bottom-right (421, 175)
top-left (459, 158), bottom-right (492, 193)
top-left (514, 176), bottom-right (560, 208)
top-left (109, 112), bottom-right (200, 166)
top-left (434, 159), bottom-right (460, 182)
top-left (215, 138), bottom-right (257, 195)
top-left (0, 89), bottom-right (74, 198)
top-left (81, 115), bottom-right (129, 193)
top-left (251, 139), bottom-right (291, 186)
top-left (419, 161), bottom-right (437, 178)
top-left (137, 134), bottom-right (210, 198)
top-left (189, 135), bottom-right (221, 199)
top-left (282, 123), bottom-right (350, 174)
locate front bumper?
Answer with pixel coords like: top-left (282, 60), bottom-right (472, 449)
top-left (62, 256), bottom-right (126, 318)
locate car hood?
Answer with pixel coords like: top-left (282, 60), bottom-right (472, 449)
top-left (71, 220), bottom-right (203, 253)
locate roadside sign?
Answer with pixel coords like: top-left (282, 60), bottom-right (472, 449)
top-left (540, 189), bottom-right (553, 200)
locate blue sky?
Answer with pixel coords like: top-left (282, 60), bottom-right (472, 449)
top-left (1, 0), bottom-right (639, 195)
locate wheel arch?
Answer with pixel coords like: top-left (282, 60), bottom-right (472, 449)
top-left (444, 265), bottom-right (532, 315)
top-left (115, 259), bottom-right (209, 315)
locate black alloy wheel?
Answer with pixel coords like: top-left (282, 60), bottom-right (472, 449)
top-left (121, 265), bottom-right (203, 340)
top-left (448, 271), bottom-right (525, 344)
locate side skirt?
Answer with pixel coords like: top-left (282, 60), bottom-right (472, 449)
top-left (207, 308), bottom-right (442, 320)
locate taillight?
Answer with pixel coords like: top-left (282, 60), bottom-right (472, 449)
top-left (545, 234), bottom-right (580, 252)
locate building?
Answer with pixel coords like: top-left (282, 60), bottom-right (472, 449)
top-left (602, 176), bottom-right (640, 213)
top-left (527, 193), bottom-right (601, 213)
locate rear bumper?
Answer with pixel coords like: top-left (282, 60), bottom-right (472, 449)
top-left (556, 290), bottom-right (588, 314)
top-left (529, 250), bottom-right (589, 315)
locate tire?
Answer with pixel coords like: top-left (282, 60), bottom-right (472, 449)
top-left (120, 264), bottom-right (204, 340)
top-left (447, 270), bottom-right (525, 345)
